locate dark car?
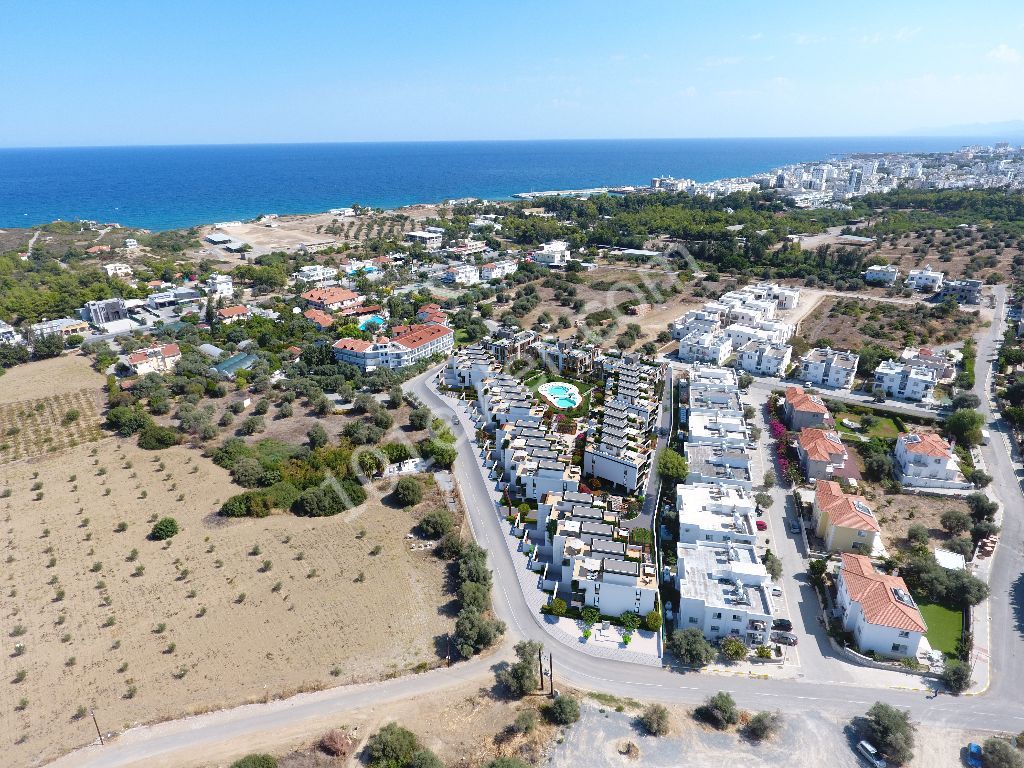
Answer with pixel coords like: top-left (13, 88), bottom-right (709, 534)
top-left (772, 618), bottom-right (793, 632)
top-left (770, 631), bottom-right (798, 646)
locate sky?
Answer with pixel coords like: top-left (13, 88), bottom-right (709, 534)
top-left (2, 0), bottom-right (1023, 147)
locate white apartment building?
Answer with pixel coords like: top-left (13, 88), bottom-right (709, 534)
top-left (894, 432), bottom-right (972, 490)
top-left (477, 374), bottom-right (546, 429)
top-left (900, 347), bottom-right (955, 381)
top-left (864, 264), bottom-right (901, 285)
top-left (676, 541), bottom-right (775, 645)
top-left (0, 320), bottom-right (25, 346)
top-left (205, 273), bottom-right (234, 298)
top-left (724, 319), bottom-right (793, 347)
top-left (678, 330), bottom-right (732, 366)
top-left (873, 360), bottom-right (937, 402)
top-left (332, 323), bottom-right (454, 371)
top-left (445, 345), bottom-right (502, 388)
top-left (531, 240), bottom-right (570, 268)
top-left (670, 309), bottom-right (720, 340)
top-left (799, 347), bottom-right (860, 390)
top-left (405, 230), bottom-right (443, 251)
top-left (836, 553), bottom-right (926, 659)
top-left (583, 400), bottom-right (654, 493)
top-left (905, 264), bottom-right (945, 292)
top-left (676, 483), bottom-right (757, 545)
top-left (684, 444), bottom-right (753, 490)
top-left (736, 340), bottom-right (792, 376)
top-left (292, 264), bottom-right (339, 287)
top-left (688, 363), bottom-right (739, 392)
top-left (687, 412), bottom-right (750, 448)
top-left (480, 260), bottom-right (518, 280)
top-left (103, 262), bottom-right (133, 278)
top-left (443, 263), bottom-right (480, 285)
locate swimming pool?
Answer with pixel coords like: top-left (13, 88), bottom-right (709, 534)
top-left (538, 381), bottom-right (582, 409)
top-left (349, 265), bottom-right (378, 276)
top-left (358, 314), bottom-right (385, 331)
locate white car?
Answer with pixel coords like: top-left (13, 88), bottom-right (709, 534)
top-left (857, 740), bottom-right (887, 768)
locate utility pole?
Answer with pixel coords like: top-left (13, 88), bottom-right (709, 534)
top-left (537, 646), bottom-right (544, 690)
top-left (549, 653), bottom-right (554, 696)
top-left (91, 709), bottom-right (104, 746)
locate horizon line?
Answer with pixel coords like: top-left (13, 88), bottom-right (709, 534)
top-left (0, 132), bottom-right (1018, 152)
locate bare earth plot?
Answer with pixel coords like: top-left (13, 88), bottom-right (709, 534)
top-left (0, 436), bottom-right (455, 767)
top-left (0, 353), bottom-right (105, 403)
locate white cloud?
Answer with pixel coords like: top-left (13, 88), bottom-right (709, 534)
top-left (987, 43), bottom-right (1021, 63)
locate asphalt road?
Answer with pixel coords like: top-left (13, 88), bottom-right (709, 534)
top-left (54, 300), bottom-right (1024, 766)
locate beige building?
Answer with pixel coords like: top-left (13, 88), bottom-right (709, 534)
top-left (812, 480), bottom-right (880, 554)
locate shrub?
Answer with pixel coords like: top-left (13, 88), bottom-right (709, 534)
top-left (639, 703), bottom-right (670, 736)
top-left (409, 407), bottom-right (431, 430)
top-left (744, 711), bottom-right (782, 741)
top-left (486, 760), bottom-right (529, 768)
top-left (394, 477), bottom-right (424, 507)
top-left (454, 607), bottom-right (505, 659)
top-left (644, 609), bottom-right (662, 632)
top-left (941, 658), bottom-right (972, 694)
top-left (982, 738), bottom-right (1024, 768)
top-left (138, 424), bottom-right (179, 450)
top-left (940, 509), bottom-right (972, 535)
top-left (418, 508), bottom-right (454, 539)
top-left (240, 416), bottom-right (265, 436)
top-left (434, 532), bottom-right (464, 560)
top-left (495, 640), bottom-right (541, 696)
top-left (720, 637), bottom-right (748, 661)
top-left (547, 694), bottom-right (580, 725)
top-left (219, 491), bottom-right (272, 518)
top-left (513, 709), bottom-right (537, 734)
top-left (907, 524), bottom-right (929, 546)
top-left (863, 702), bottom-right (915, 765)
top-left (229, 755), bottom-right (278, 768)
top-left (694, 692), bottom-right (739, 729)
top-left (549, 597), bottom-right (567, 616)
top-left (149, 517), bottom-right (179, 541)
top-left (365, 722), bottom-right (419, 768)
top-left (407, 750), bottom-right (444, 768)
top-left (667, 628), bottom-right (715, 667)
top-left (619, 611), bottom-right (642, 632)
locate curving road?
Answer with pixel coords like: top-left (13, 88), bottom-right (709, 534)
top-left (54, 300), bottom-right (1024, 765)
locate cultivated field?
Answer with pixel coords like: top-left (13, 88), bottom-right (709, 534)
top-left (0, 353), bottom-right (105, 402)
top-left (1, 436), bottom-right (457, 767)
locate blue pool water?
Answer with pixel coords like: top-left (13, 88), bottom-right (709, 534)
top-left (543, 383), bottom-right (582, 409)
top-left (349, 265), bottom-right (378, 276)
top-left (358, 314), bottom-right (385, 331)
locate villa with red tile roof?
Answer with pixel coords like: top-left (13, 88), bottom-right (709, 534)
top-left (796, 428), bottom-right (849, 481)
top-left (332, 323), bottom-right (454, 371)
top-left (303, 308), bottom-right (334, 330)
top-left (416, 303), bottom-right (449, 326)
top-left (836, 553), bottom-right (927, 659)
top-left (894, 432), bottom-right (972, 490)
top-left (301, 287), bottom-right (363, 311)
top-left (126, 343), bottom-right (181, 375)
top-left (782, 385), bottom-right (832, 430)
top-left (812, 480), bottom-right (880, 554)
top-left (216, 305), bottom-right (250, 324)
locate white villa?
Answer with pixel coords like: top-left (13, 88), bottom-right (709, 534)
top-left (905, 264), bottom-right (945, 292)
top-left (836, 553), bottom-right (927, 659)
top-left (894, 432), bottom-right (972, 490)
top-left (873, 359), bottom-right (937, 402)
top-left (798, 347), bottom-right (860, 390)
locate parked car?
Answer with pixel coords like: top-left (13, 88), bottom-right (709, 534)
top-left (966, 743), bottom-right (983, 768)
top-left (857, 740), bottom-right (887, 768)
top-left (770, 631), bottom-right (798, 646)
top-left (771, 584), bottom-right (783, 597)
top-left (756, 520), bottom-right (768, 531)
top-left (789, 519), bottom-right (801, 534)
top-left (772, 618), bottom-right (793, 632)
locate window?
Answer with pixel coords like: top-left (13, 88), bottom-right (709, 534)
top-left (891, 643), bottom-right (902, 653)
top-left (898, 630), bottom-right (910, 638)
top-left (710, 625), bottom-right (720, 632)
top-left (732, 615), bottom-right (741, 622)
top-left (713, 612), bottom-right (722, 620)
top-left (857, 531), bottom-right (866, 537)
top-left (689, 617), bottom-right (698, 624)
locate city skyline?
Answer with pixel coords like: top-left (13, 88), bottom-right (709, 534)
top-left (2, 0), bottom-right (1023, 148)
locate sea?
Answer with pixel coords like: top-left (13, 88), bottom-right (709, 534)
top-left (0, 136), bottom-right (1004, 232)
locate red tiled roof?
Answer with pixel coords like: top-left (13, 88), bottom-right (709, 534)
top-left (785, 385), bottom-right (830, 415)
top-left (301, 287), bottom-right (359, 305)
top-left (798, 428), bottom-right (847, 462)
top-left (816, 480), bottom-right (880, 533)
top-left (393, 323), bottom-right (454, 350)
top-left (332, 338), bottom-right (373, 352)
top-left (303, 309), bottom-right (334, 328)
top-left (126, 343), bottom-right (180, 365)
top-left (286, 345), bottom-right (302, 357)
top-left (840, 553), bottom-right (927, 632)
top-left (898, 432), bottom-right (951, 458)
top-left (217, 305), bottom-right (249, 319)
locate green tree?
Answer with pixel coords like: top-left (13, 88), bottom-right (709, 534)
top-left (761, 550), bottom-right (783, 581)
top-left (940, 509), bottom-right (973, 535)
top-left (720, 636), bottom-right (748, 661)
top-left (982, 738), bottom-right (1023, 768)
top-left (453, 607), bottom-right (504, 658)
top-left (619, 611), bottom-right (642, 632)
top-left (644, 609), bottom-right (663, 632)
top-left (667, 628), bottom-right (715, 667)
top-left (656, 448), bottom-right (688, 482)
top-left (695, 692), bottom-right (739, 729)
top-left (547, 694), bottom-right (580, 725)
top-left (549, 597), bottom-right (567, 616)
top-left (639, 703), bottom-right (670, 736)
top-left (409, 407), bottom-right (432, 430)
top-left (496, 640), bottom-right (542, 697)
top-left (407, 750), bottom-right (444, 768)
top-left (941, 658), bottom-right (972, 694)
top-left (229, 756), bottom-right (277, 768)
top-left (307, 424), bottom-right (329, 449)
top-left (395, 477), bottom-right (424, 507)
top-left (945, 409), bottom-right (985, 447)
top-left (149, 517), bottom-right (179, 541)
top-left (388, 385), bottom-right (404, 409)
top-left (744, 711), bottom-right (782, 742)
top-left (365, 722), bottom-right (419, 768)
top-left (864, 702), bottom-right (915, 765)
top-left (418, 508), bottom-right (454, 539)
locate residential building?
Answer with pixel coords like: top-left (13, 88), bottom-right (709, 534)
top-left (864, 264), bottom-right (901, 285)
top-left (938, 279), bottom-right (983, 305)
top-left (530, 240), bottom-right (570, 268)
top-left (446, 239), bottom-right (488, 258)
top-left (126, 343), bottom-right (181, 375)
top-left (0, 320), bottom-right (24, 345)
top-left (146, 288), bottom-right (201, 310)
top-left (303, 309), bottom-right (334, 330)
top-left (583, 399), bottom-right (654, 493)
top-left (678, 330), bottom-right (732, 365)
top-left (297, 240), bottom-right (337, 254)
top-left (81, 298), bottom-right (129, 325)
top-left (405, 230), bottom-right (443, 251)
top-left (443, 263), bottom-right (480, 285)
top-left (894, 432), bottom-right (971, 489)
top-left (301, 287), bottom-right (363, 312)
top-left (873, 359), bottom-right (937, 402)
top-left (572, 552), bottom-right (658, 617)
top-left (124, 238), bottom-right (139, 249)
top-left (670, 309), bottom-right (720, 341)
top-left (782, 385), bottom-right (832, 430)
top-left (292, 265), bottom-right (339, 287)
top-left (415, 303), bottom-right (449, 326)
top-left (904, 264), bottom-right (945, 292)
top-left (688, 364), bottom-right (739, 392)
top-left (736, 340), bottom-right (792, 376)
top-left (216, 305), bottom-right (250, 324)
top-left (675, 541), bottom-right (775, 645)
top-left (796, 428), bottom-right (848, 480)
top-left (836, 553), bottom-right (926, 659)
top-left (205, 232), bottom-right (232, 245)
top-left (812, 480), bottom-right (880, 554)
top-left (684, 444), bottom-right (753, 490)
top-left (103, 262), bottom-right (133, 278)
top-left (205, 273), bottom-right (234, 299)
top-left (534, 338), bottom-right (602, 378)
top-left (687, 412), bottom-right (750, 448)
top-left (332, 323), bottom-right (455, 371)
top-left (724, 319), bottom-right (793, 347)
top-left (676, 483), bottom-right (757, 544)
top-left (479, 259), bottom-right (518, 281)
top-left (685, 386), bottom-right (743, 419)
top-left (445, 345), bottom-right (502, 388)
top-left (899, 347), bottom-right (955, 381)
top-left (29, 317), bottom-right (88, 340)
top-left (799, 347), bottom-right (859, 390)
top-left (482, 326), bottom-right (536, 365)
top-left (500, 422), bottom-right (580, 501)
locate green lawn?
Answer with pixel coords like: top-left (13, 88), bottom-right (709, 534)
top-left (918, 602), bottom-right (962, 657)
top-left (834, 411), bottom-right (900, 439)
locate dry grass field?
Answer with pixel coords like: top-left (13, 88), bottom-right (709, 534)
top-left (0, 388), bottom-right (103, 464)
top-left (871, 229), bottom-right (1019, 284)
top-left (1, 432), bottom-right (457, 766)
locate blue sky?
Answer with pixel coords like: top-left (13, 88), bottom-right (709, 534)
top-left (2, 0), bottom-right (1023, 147)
